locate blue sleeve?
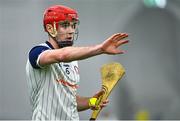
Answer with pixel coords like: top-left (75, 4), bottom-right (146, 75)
top-left (29, 46), bottom-right (49, 69)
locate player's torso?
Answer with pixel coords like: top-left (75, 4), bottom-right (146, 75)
top-left (26, 43), bottom-right (80, 120)
top-left (27, 61), bottom-right (80, 120)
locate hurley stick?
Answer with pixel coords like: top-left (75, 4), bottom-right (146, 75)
top-left (90, 62), bottom-right (125, 120)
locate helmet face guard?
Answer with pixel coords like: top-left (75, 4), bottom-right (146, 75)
top-left (58, 19), bottom-right (79, 40)
top-left (55, 21), bottom-right (79, 48)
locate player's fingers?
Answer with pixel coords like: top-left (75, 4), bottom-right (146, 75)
top-left (109, 33), bottom-right (122, 41)
top-left (102, 99), bottom-right (109, 104)
top-left (100, 100), bottom-right (109, 108)
top-left (114, 33), bottom-right (128, 41)
top-left (114, 50), bottom-right (127, 54)
top-left (93, 90), bottom-right (104, 98)
top-left (91, 105), bottom-right (100, 110)
top-left (116, 40), bottom-right (129, 47)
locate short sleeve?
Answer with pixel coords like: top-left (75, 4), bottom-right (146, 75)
top-left (29, 46), bottom-right (49, 69)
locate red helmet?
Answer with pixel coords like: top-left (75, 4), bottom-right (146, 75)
top-left (43, 5), bottom-right (79, 32)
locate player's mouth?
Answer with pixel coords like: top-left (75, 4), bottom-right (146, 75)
top-left (66, 37), bottom-right (73, 41)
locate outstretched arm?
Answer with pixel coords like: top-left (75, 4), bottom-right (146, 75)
top-left (39, 33), bottom-right (129, 66)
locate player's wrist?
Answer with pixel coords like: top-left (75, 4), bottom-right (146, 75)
top-left (98, 44), bottom-right (104, 54)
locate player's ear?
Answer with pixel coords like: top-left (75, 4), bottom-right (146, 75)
top-left (46, 24), bottom-right (57, 37)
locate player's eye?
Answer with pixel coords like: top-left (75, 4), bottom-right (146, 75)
top-left (59, 21), bottom-right (78, 29)
top-left (61, 23), bottom-right (70, 29)
top-left (71, 23), bottom-right (77, 29)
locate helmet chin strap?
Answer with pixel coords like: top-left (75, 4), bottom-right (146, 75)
top-left (55, 38), bottom-right (73, 48)
top-left (55, 30), bottom-right (79, 48)
top-left (52, 32), bottom-right (74, 48)
top-left (58, 40), bottom-right (73, 48)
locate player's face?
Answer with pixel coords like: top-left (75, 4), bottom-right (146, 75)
top-left (57, 20), bottom-right (78, 41)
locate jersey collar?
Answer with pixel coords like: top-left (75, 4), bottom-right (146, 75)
top-left (46, 41), bottom-right (54, 49)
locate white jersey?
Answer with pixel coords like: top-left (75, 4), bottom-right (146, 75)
top-left (26, 42), bottom-right (80, 120)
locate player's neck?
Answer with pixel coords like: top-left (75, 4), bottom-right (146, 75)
top-left (48, 37), bottom-right (59, 49)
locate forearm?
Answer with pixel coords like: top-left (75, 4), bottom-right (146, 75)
top-left (58, 44), bottom-right (103, 62)
top-left (76, 95), bottom-right (90, 112)
top-left (39, 44), bottom-right (103, 66)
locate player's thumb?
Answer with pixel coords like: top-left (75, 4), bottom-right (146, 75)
top-left (93, 90), bottom-right (104, 98)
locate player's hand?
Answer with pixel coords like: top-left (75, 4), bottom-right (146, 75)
top-left (89, 90), bottom-right (109, 110)
top-left (101, 33), bottom-right (129, 54)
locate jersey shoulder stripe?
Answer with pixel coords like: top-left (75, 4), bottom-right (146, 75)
top-left (28, 42), bottom-right (52, 69)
